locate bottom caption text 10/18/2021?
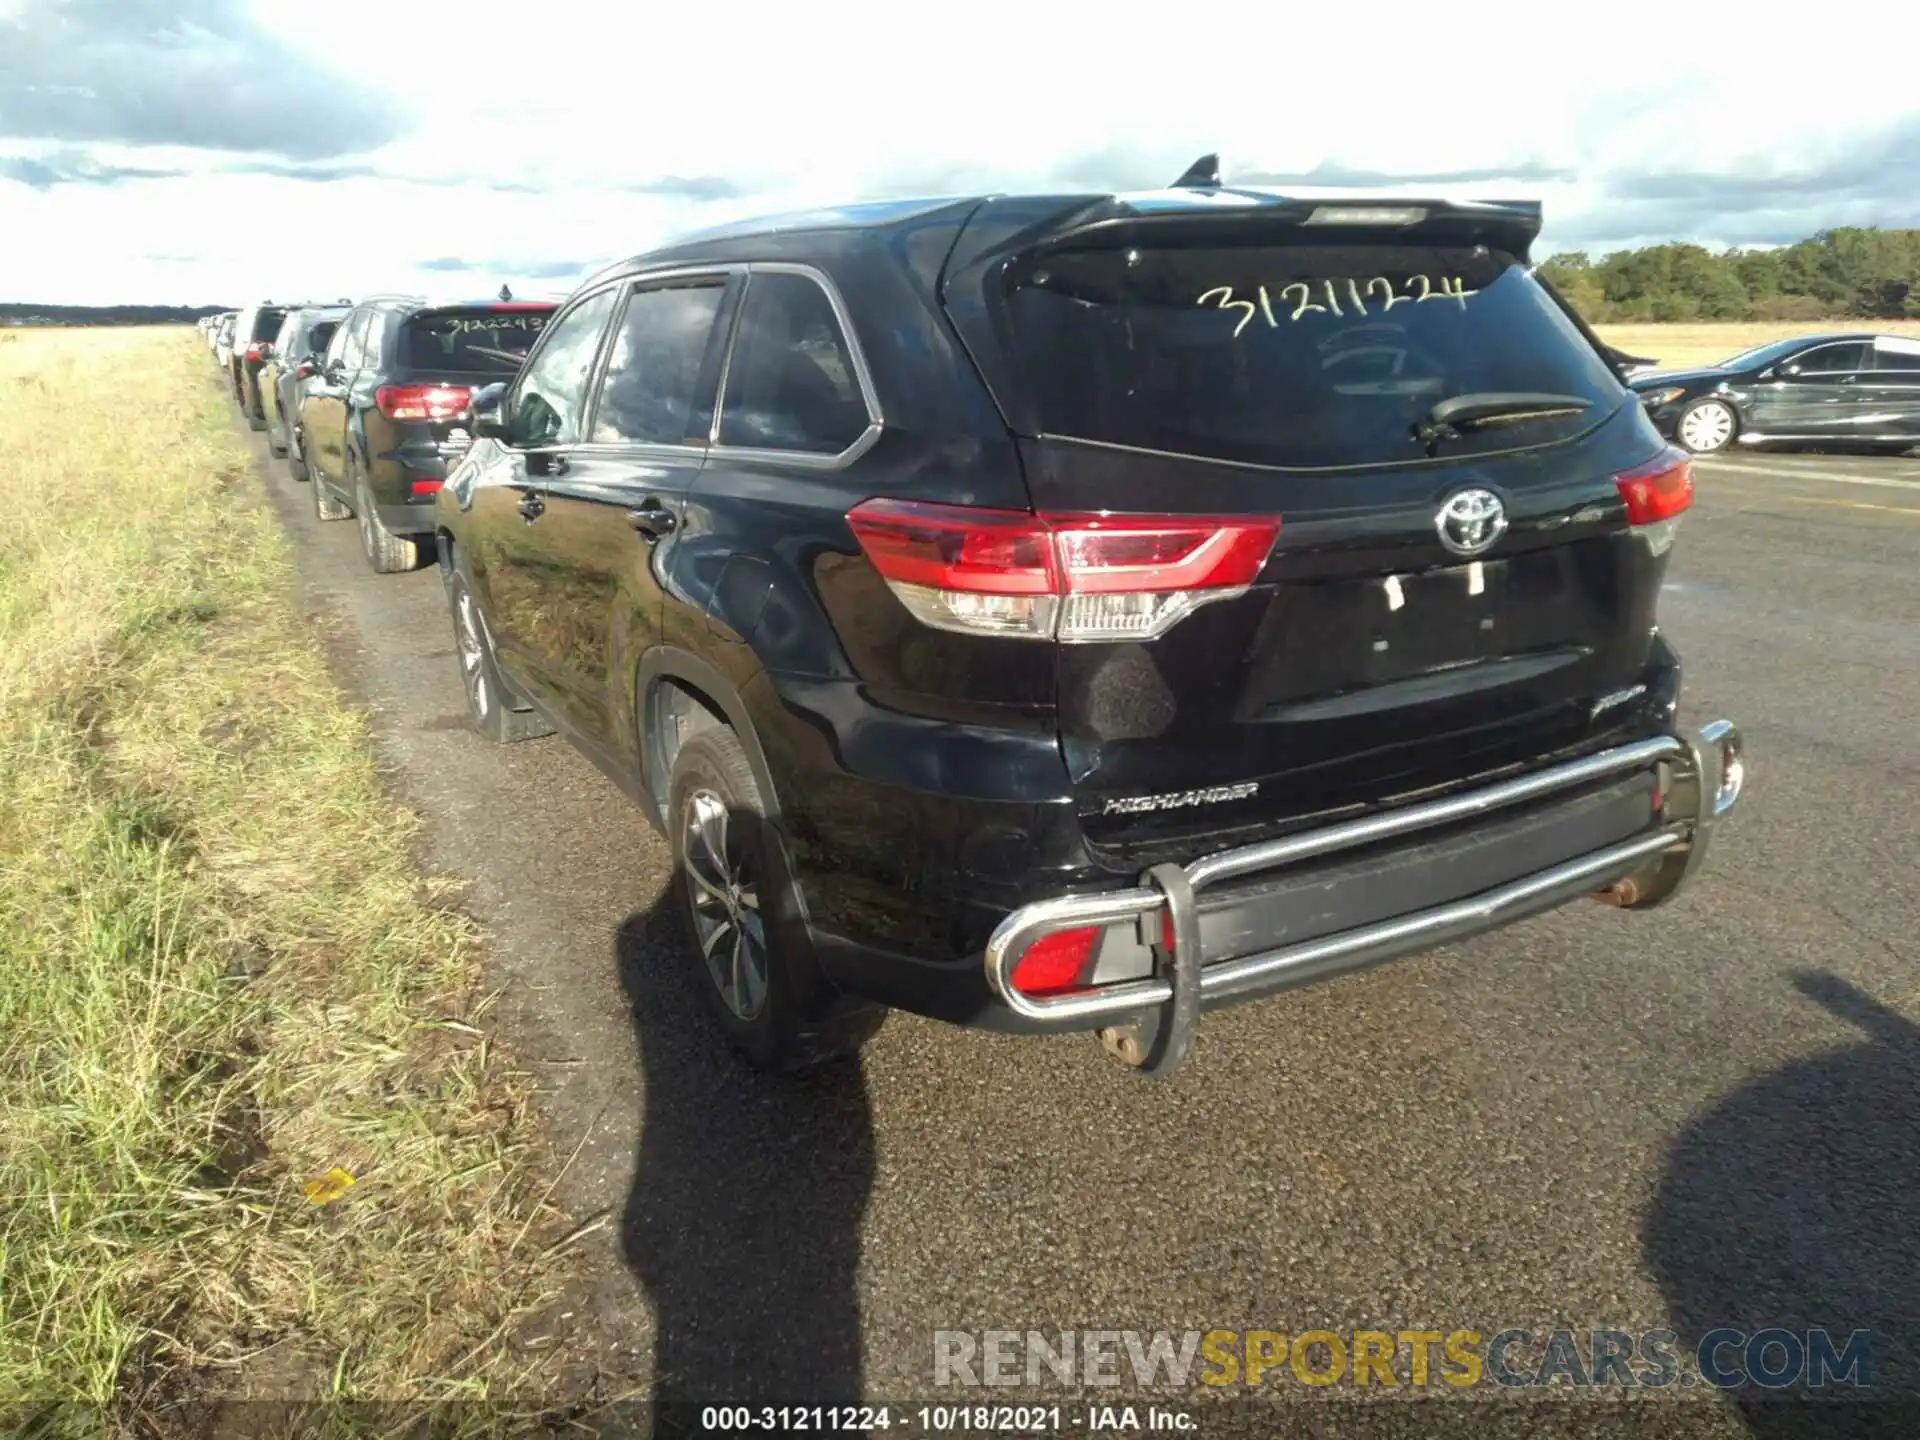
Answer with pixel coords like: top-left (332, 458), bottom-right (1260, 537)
top-left (695, 1406), bottom-right (1195, 1434)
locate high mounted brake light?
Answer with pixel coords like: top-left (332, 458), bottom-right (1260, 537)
top-left (1304, 205), bottom-right (1430, 226)
top-left (846, 498), bottom-right (1280, 643)
top-left (1613, 448), bottom-right (1693, 556)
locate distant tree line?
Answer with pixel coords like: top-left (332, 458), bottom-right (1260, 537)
top-left (0, 303), bottom-right (225, 327)
top-left (1539, 227), bottom-right (1920, 324)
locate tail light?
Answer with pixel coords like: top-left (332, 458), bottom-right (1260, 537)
top-left (846, 499), bottom-right (1280, 643)
top-left (376, 384), bottom-right (473, 422)
top-left (243, 344), bottom-right (262, 362)
top-left (1614, 448), bottom-right (1693, 556)
top-left (1009, 927), bottom-right (1101, 998)
top-left (410, 479), bottom-right (444, 496)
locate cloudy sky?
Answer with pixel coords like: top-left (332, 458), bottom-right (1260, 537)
top-left (3, 0), bottom-right (1918, 305)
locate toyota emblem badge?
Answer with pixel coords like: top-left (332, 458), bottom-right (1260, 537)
top-left (1435, 488), bottom-right (1508, 556)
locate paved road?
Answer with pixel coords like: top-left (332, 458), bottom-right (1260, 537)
top-left (248, 425), bottom-right (1919, 1435)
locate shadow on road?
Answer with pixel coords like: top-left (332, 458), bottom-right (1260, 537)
top-left (613, 887), bottom-right (875, 1434)
top-left (1644, 972), bottom-right (1919, 1438)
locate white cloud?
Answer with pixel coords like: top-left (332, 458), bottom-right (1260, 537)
top-left (2, 0), bottom-right (1917, 302)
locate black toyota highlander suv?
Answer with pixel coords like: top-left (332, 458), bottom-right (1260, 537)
top-left (433, 163), bottom-right (1746, 1075)
top-left (300, 293), bottom-right (556, 572)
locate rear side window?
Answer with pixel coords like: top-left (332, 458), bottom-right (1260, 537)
top-left (717, 272), bottom-right (869, 455)
top-left (591, 283), bottom-right (726, 445)
top-left (996, 243), bottom-right (1621, 469)
top-left (403, 308), bottom-right (553, 375)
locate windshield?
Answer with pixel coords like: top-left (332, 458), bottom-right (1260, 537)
top-left (1717, 337), bottom-right (1810, 372)
top-left (996, 241), bottom-right (1621, 469)
top-left (403, 308), bottom-right (552, 375)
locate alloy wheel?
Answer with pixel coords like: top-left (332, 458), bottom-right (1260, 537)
top-left (682, 790), bottom-right (768, 1020)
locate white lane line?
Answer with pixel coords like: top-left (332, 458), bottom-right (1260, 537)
top-left (1695, 460), bottom-right (1920, 492)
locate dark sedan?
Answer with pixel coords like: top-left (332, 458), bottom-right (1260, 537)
top-left (1629, 332), bottom-right (1920, 455)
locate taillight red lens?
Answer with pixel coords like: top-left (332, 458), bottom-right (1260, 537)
top-left (244, 344), bottom-right (262, 362)
top-left (376, 384), bottom-right (472, 422)
top-left (845, 500), bottom-right (1056, 595)
top-left (410, 479), bottom-right (444, 496)
top-left (1009, 926), bottom-right (1100, 998)
top-left (1615, 449), bottom-right (1694, 526)
top-left (846, 498), bottom-right (1280, 643)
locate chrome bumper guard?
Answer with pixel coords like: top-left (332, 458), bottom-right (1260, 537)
top-left (985, 721), bottom-right (1745, 1073)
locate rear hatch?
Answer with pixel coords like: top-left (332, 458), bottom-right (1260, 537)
top-left (937, 195), bottom-right (1687, 857)
top-left (382, 303), bottom-right (554, 462)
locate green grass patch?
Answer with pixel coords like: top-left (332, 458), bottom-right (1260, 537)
top-left (0, 329), bottom-right (577, 1435)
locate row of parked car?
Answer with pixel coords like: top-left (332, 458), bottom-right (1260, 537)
top-left (198, 166), bottom-right (1745, 1078)
top-left (201, 292), bottom-right (561, 570)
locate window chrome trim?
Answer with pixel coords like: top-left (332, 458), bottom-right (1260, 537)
top-left (706, 262), bottom-right (884, 471)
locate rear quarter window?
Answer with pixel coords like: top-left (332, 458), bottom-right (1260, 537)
top-left (403, 310), bottom-right (552, 375)
top-left (997, 243), bottom-right (1622, 469)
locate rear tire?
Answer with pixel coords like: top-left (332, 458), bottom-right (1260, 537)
top-left (667, 727), bottom-right (880, 1072)
top-left (352, 455), bottom-right (426, 574)
top-left (445, 559), bottom-right (552, 744)
top-left (1676, 398), bottom-right (1737, 455)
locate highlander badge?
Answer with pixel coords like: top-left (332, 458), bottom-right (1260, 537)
top-left (1102, 781), bottom-right (1259, 816)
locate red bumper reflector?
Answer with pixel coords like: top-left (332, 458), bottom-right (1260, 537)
top-left (1009, 926), bottom-right (1101, 998)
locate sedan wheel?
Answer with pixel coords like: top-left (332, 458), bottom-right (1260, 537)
top-left (1677, 399), bottom-right (1737, 454)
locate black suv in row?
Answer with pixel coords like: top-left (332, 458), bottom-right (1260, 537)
top-left (260, 304), bottom-right (349, 472)
top-left (433, 173), bottom-right (1745, 1074)
top-left (295, 294), bottom-right (555, 572)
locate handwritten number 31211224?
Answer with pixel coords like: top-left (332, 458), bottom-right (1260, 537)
top-left (1197, 277), bottom-right (1479, 337)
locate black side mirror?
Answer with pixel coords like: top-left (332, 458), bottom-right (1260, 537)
top-left (469, 383), bottom-right (510, 440)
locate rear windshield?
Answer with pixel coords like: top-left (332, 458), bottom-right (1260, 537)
top-left (997, 243), bottom-right (1622, 469)
top-left (250, 309), bottom-right (286, 342)
top-left (402, 308), bottom-right (552, 375)
top-left (305, 318), bottom-right (342, 355)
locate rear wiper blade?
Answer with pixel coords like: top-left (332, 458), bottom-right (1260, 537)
top-left (1414, 392), bottom-right (1592, 451)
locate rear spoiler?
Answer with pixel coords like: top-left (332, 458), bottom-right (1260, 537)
top-left (943, 188), bottom-right (1545, 283)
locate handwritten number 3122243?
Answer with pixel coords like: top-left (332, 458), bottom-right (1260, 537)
top-left (1197, 277), bottom-right (1479, 337)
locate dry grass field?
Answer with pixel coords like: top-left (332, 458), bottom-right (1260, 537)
top-left (0, 327), bottom-right (580, 1434)
top-left (1595, 319), bottom-right (1920, 371)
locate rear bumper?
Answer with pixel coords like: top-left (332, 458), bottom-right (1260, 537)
top-left (982, 722), bottom-right (1744, 1069)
